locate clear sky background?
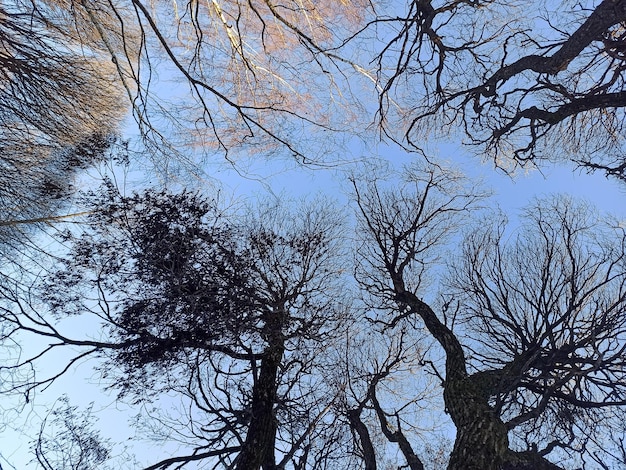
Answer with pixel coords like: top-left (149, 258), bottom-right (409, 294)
top-left (206, 142), bottom-right (626, 220)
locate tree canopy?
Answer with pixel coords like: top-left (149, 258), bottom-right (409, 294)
top-left (2, 184), bottom-right (352, 469)
top-left (0, 1), bottom-right (625, 470)
top-left (373, 0), bottom-right (626, 179)
top-left (10, 0), bottom-right (625, 178)
top-left (2, 167), bottom-right (625, 469)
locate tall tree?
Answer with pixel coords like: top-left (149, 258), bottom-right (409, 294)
top-left (0, 184), bottom-right (353, 469)
top-left (352, 165), bottom-right (626, 469)
top-left (3, 164), bottom-right (626, 469)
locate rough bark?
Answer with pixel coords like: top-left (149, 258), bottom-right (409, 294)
top-left (502, 451), bottom-right (565, 470)
top-left (234, 345), bottom-right (283, 470)
top-left (444, 377), bottom-right (510, 470)
top-left (395, 290), bottom-right (563, 470)
top-left (394, 290), bottom-right (507, 469)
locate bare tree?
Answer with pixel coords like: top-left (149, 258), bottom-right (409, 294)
top-left (3, 162), bottom-right (626, 469)
top-left (16, 0), bottom-right (626, 183)
top-left (0, 2), bottom-right (126, 256)
top-left (0, 184), bottom-right (354, 470)
top-left (0, 3), bottom-right (123, 145)
top-left (352, 164), bottom-right (626, 469)
top-left (340, 325), bottom-right (448, 470)
top-left (13, 1), bottom-right (626, 180)
top-left (26, 0), bottom-right (377, 167)
top-left (446, 196), bottom-right (626, 469)
top-left (368, 0), bottom-right (626, 181)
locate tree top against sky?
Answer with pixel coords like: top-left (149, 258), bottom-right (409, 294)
top-left (14, 0), bottom-right (622, 180)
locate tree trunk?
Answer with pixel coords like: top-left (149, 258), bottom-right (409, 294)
top-left (396, 291), bottom-right (511, 470)
top-left (445, 376), bottom-right (509, 470)
top-left (235, 338), bottom-right (284, 470)
top-left (347, 408), bottom-right (377, 470)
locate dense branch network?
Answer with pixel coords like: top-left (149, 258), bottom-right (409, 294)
top-left (371, 0), bottom-right (626, 180)
top-left (352, 165), bottom-right (626, 469)
top-left (47, 0), bottom-right (377, 165)
top-left (0, 185), bottom-right (354, 469)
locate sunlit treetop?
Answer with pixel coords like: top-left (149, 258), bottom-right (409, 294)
top-left (11, 1), bottom-right (626, 178)
top-left (28, 0), bottom-right (377, 166)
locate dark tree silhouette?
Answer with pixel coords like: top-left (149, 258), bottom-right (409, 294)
top-left (2, 164), bottom-right (626, 469)
top-left (0, 183), bottom-right (353, 470)
top-left (17, 1), bottom-right (626, 181)
top-left (371, 0), bottom-right (626, 181)
top-left (352, 165), bottom-right (626, 469)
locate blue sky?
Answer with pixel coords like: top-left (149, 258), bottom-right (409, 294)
top-left (204, 143), bottom-right (625, 220)
top-left (2, 0), bottom-right (626, 466)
